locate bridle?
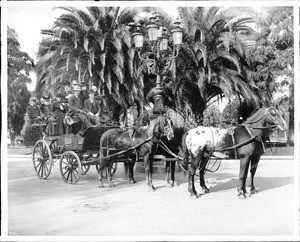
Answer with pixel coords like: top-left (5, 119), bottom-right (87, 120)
top-left (245, 107), bottom-right (278, 130)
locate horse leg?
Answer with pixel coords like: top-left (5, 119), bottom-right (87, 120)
top-left (165, 161), bottom-right (172, 187)
top-left (144, 154), bottom-right (155, 192)
top-left (129, 161), bottom-right (136, 184)
top-left (171, 160), bottom-right (177, 186)
top-left (237, 156), bottom-right (250, 199)
top-left (188, 155), bottom-right (199, 199)
top-left (98, 162), bottom-right (105, 188)
top-left (249, 155), bottom-right (260, 195)
top-left (107, 160), bottom-right (115, 187)
top-left (199, 155), bottom-right (209, 193)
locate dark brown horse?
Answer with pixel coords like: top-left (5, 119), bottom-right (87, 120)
top-left (98, 114), bottom-right (174, 191)
top-left (182, 106), bottom-right (287, 199)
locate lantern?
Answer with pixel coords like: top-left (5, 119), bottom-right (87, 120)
top-left (132, 27), bottom-right (145, 48)
top-left (147, 16), bottom-right (159, 41)
top-left (171, 20), bottom-right (183, 45)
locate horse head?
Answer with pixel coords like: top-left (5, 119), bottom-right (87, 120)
top-left (265, 106), bottom-right (287, 131)
top-left (152, 115), bottom-right (174, 141)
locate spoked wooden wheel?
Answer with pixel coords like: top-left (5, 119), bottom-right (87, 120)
top-left (59, 151), bottom-right (82, 184)
top-left (32, 140), bottom-right (53, 179)
top-left (49, 139), bottom-right (63, 165)
top-left (95, 163), bottom-right (117, 179)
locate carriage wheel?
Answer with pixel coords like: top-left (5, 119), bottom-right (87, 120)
top-left (81, 164), bottom-right (90, 175)
top-left (95, 163), bottom-right (117, 179)
top-left (59, 151), bottom-right (82, 184)
top-left (49, 140), bottom-right (64, 164)
top-left (32, 140), bottom-right (53, 179)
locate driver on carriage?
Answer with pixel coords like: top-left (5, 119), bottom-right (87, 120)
top-left (83, 89), bottom-right (101, 125)
top-left (67, 85), bottom-right (97, 135)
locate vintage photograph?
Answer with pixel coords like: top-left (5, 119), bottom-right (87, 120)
top-left (2, 1), bottom-right (298, 240)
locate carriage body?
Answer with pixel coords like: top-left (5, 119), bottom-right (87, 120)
top-left (32, 126), bottom-right (118, 184)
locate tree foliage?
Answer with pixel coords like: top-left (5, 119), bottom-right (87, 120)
top-left (7, 26), bottom-right (34, 135)
top-left (246, 7), bottom-right (293, 102)
top-left (171, 7), bottom-right (261, 123)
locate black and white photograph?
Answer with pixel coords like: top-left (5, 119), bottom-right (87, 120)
top-left (1, 1), bottom-right (299, 241)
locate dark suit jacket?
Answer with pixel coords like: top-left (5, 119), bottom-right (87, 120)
top-left (68, 94), bottom-right (83, 113)
top-left (51, 101), bottom-right (67, 118)
top-left (84, 99), bottom-right (101, 115)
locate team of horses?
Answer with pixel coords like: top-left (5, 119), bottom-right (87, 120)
top-left (97, 106), bottom-right (287, 199)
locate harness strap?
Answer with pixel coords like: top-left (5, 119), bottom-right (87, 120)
top-left (99, 136), bottom-right (153, 160)
top-left (228, 127), bottom-right (237, 159)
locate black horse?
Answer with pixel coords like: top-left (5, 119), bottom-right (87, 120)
top-left (157, 108), bottom-right (191, 187)
top-left (182, 106), bottom-right (287, 199)
top-left (98, 114), bottom-right (174, 191)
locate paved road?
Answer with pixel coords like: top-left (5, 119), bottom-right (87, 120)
top-left (5, 152), bottom-right (296, 238)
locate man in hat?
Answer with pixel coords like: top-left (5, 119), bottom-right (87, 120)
top-left (26, 96), bottom-right (42, 125)
top-left (91, 85), bottom-right (101, 101)
top-left (40, 95), bottom-right (51, 120)
top-left (79, 81), bottom-right (89, 104)
top-left (68, 85), bottom-right (94, 134)
top-left (84, 89), bottom-right (101, 124)
top-left (51, 92), bottom-right (68, 135)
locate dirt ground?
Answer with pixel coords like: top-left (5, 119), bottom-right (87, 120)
top-left (5, 146), bottom-right (297, 239)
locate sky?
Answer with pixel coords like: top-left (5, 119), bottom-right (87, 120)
top-left (8, 6), bottom-right (67, 60)
top-left (7, 5), bottom-right (178, 61)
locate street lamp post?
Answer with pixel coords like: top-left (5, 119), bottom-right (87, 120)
top-left (129, 13), bottom-right (183, 114)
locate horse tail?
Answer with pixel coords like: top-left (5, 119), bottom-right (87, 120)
top-left (181, 132), bottom-right (189, 174)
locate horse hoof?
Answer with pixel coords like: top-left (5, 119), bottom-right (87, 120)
top-left (190, 194), bottom-right (199, 199)
top-left (98, 183), bottom-right (104, 188)
top-left (166, 181), bottom-right (174, 188)
top-left (109, 182), bottom-right (115, 187)
top-left (238, 193), bottom-right (247, 199)
top-left (251, 189), bottom-right (258, 195)
top-left (147, 186), bottom-right (155, 192)
top-left (129, 180), bottom-right (136, 184)
top-left (173, 181), bottom-right (179, 187)
top-left (203, 188), bottom-right (210, 193)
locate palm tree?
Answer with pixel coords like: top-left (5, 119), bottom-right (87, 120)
top-left (169, 7), bottom-right (261, 124)
top-left (36, 7), bottom-right (146, 116)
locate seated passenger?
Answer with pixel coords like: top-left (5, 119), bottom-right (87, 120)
top-left (68, 85), bottom-right (95, 134)
top-left (51, 92), bottom-right (68, 135)
top-left (40, 95), bottom-right (51, 120)
top-left (79, 82), bottom-right (89, 104)
top-left (84, 89), bottom-right (101, 124)
top-left (91, 85), bottom-right (101, 101)
top-left (26, 96), bottom-right (42, 125)
top-left (40, 95), bottom-right (53, 134)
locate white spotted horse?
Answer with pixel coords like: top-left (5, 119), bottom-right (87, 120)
top-left (98, 114), bottom-right (174, 191)
top-left (182, 106), bottom-right (287, 199)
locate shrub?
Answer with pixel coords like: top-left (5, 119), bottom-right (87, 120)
top-left (23, 126), bottom-right (42, 147)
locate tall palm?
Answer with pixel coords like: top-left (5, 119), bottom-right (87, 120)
top-left (36, 7), bottom-right (147, 116)
top-left (170, 7), bottom-right (261, 123)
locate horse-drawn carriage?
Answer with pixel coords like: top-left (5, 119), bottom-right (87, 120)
top-left (32, 105), bottom-right (287, 199)
top-left (32, 112), bottom-right (178, 186)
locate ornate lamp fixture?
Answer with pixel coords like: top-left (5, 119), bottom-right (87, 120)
top-left (129, 13), bottom-right (184, 114)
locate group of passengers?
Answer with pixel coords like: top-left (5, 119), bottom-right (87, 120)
top-left (26, 81), bottom-right (103, 136)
